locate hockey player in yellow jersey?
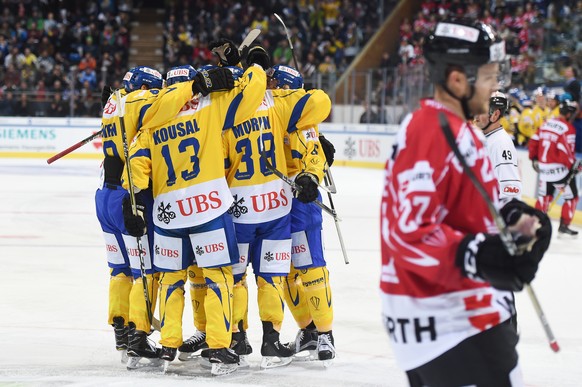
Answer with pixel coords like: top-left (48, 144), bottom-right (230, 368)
top-left (220, 51), bottom-right (331, 368)
top-left (517, 96), bottom-right (535, 145)
top-left (122, 59), bottom-right (266, 376)
top-left (532, 86), bottom-right (550, 132)
top-left (266, 65), bottom-right (337, 366)
top-left (548, 90), bottom-right (560, 118)
top-left (96, 65), bottom-right (216, 366)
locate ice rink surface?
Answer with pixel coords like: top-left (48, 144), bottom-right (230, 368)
top-left (1, 158), bottom-right (581, 386)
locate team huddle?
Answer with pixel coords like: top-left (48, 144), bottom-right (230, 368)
top-left (95, 39), bottom-right (336, 376)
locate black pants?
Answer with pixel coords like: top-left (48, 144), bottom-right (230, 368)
top-left (406, 320), bottom-right (519, 387)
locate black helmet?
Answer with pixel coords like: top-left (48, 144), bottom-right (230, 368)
top-left (424, 19), bottom-right (508, 86)
top-left (559, 98), bottom-right (578, 117)
top-left (489, 91), bottom-right (509, 115)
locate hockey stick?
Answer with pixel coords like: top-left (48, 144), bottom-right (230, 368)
top-left (547, 160), bottom-right (581, 212)
top-left (257, 121), bottom-right (349, 263)
top-left (438, 112), bottom-right (559, 353)
top-left (274, 13), bottom-right (299, 71)
top-left (115, 89), bottom-right (156, 331)
top-left (46, 131), bottom-right (101, 164)
top-left (274, 12), bottom-right (337, 195)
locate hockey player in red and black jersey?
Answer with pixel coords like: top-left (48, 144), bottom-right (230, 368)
top-left (380, 19), bottom-right (552, 386)
top-left (529, 97), bottom-right (581, 236)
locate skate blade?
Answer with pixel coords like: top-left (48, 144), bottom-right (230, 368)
top-left (126, 356), bottom-right (164, 370)
top-left (178, 349), bottom-right (204, 361)
top-left (211, 362), bottom-right (238, 376)
top-left (260, 356), bottom-right (293, 369)
top-left (238, 355), bottom-right (250, 369)
top-left (321, 358), bottom-right (334, 368)
top-left (557, 233), bottom-right (578, 239)
top-left (293, 349), bottom-right (317, 362)
top-left (119, 349), bottom-right (129, 364)
top-left (199, 356), bottom-right (212, 369)
top-left (162, 359), bottom-right (171, 373)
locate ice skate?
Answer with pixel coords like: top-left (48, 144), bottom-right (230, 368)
top-left (558, 221), bottom-right (578, 237)
top-left (260, 321), bottom-right (293, 369)
top-left (112, 317), bottom-right (129, 364)
top-left (178, 330), bottom-right (208, 361)
top-left (317, 331), bottom-right (335, 368)
top-left (126, 324), bottom-right (163, 370)
top-left (289, 327), bottom-right (318, 362)
top-left (208, 347), bottom-right (239, 376)
top-left (160, 346), bottom-right (177, 372)
top-left (231, 329), bottom-right (253, 368)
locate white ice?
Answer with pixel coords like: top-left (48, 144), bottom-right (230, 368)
top-left (0, 158), bottom-right (580, 386)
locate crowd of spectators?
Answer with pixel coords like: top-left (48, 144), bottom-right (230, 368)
top-left (0, 0), bottom-right (132, 117)
top-left (162, 0), bottom-right (397, 82)
top-left (2, 0), bottom-right (582, 120)
top-left (360, 0), bottom-right (582, 123)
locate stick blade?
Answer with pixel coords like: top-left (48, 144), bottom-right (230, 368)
top-left (238, 28), bottom-right (261, 53)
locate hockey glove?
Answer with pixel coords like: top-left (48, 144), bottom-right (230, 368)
top-left (208, 38), bottom-right (241, 66)
top-left (531, 158), bottom-right (540, 173)
top-left (122, 195), bottom-right (147, 237)
top-left (242, 45), bottom-right (271, 70)
top-left (101, 85), bottom-right (114, 108)
top-left (294, 173), bottom-right (319, 203)
top-left (192, 67), bottom-right (235, 96)
top-left (319, 135), bottom-right (336, 166)
top-left (456, 200), bottom-right (552, 291)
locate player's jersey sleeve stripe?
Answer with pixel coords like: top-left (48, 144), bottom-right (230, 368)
top-left (287, 94), bottom-right (312, 134)
top-left (130, 148), bottom-right (151, 159)
top-left (291, 149), bottom-right (303, 160)
top-left (136, 104), bottom-right (152, 131)
top-left (223, 93), bottom-right (244, 130)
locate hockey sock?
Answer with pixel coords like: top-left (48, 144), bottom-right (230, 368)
top-left (187, 264), bottom-right (207, 332)
top-left (257, 275), bottom-right (286, 331)
top-left (108, 268), bottom-right (132, 325)
top-left (129, 273), bottom-right (159, 333)
top-left (283, 265), bottom-right (313, 329)
top-left (233, 273), bottom-right (249, 332)
top-left (299, 267), bottom-right (333, 332)
top-left (203, 266), bottom-right (234, 349)
top-left (159, 270), bottom-right (187, 348)
top-left (561, 198), bottom-right (579, 225)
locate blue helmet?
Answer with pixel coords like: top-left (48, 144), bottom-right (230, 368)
top-left (270, 64), bottom-right (303, 89)
top-left (198, 64), bottom-right (218, 72)
top-left (123, 66), bottom-right (163, 92)
top-left (225, 66), bottom-right (244, 80)
top-left (166, 65), bottom-right (197, 86)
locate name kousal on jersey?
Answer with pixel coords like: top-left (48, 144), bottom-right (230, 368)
top-left (153, 118), bottom-right (201, 145)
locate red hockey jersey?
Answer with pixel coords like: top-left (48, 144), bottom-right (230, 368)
top-left (528, 116), bottom-right (576, 182)
top-left (380, 100), bottom-right (513, 370)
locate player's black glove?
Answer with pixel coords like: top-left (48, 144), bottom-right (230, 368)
top-left (208, 38), bottom-right (241, 66)
top-left (242, 45), bottom-right (271, 70)
top-left (294, 172), bottom-right (319, 203)
top-left (122, 195), bottom-right (147, 237)
top-left (192, 67), bottom-right (235, 96)
top-left (456, 200), bottom-right (551, 291)
top-left (101, 85), bottom-right (114, 108)
top-left (319, 135), bottom-right (336, 166)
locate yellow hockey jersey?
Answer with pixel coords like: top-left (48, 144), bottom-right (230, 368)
top-left (532, 105), bottom-right (550, 131)
top-left (223, 88), bottom-right (331, 224)
top-left (100, 82), bottom-right (194, 161)
top-left (517, 107), bottom-right (535, 144)
top-left (125, 66), bottom-right (266, 229)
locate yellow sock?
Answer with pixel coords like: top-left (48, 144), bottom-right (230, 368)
top-left (300, 267), bottom-right (333, 332)
top-left (203, 266), bottom-right (234, 348)
top-left (283, 266), bottom-right (312, 329)
top-left (108, 269), bottom-right (132, 325)
top-left (257, 275), bottom-right (286, 331)
top-left (159, 270), bottom-right (187, 348)
top-left (129, 273), bottom-right (159, 332)
top-left (187, 265), bottom-right (207, 332)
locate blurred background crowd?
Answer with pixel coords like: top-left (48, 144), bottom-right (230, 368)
top-left (0, 0), bottom-right (581, 150)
